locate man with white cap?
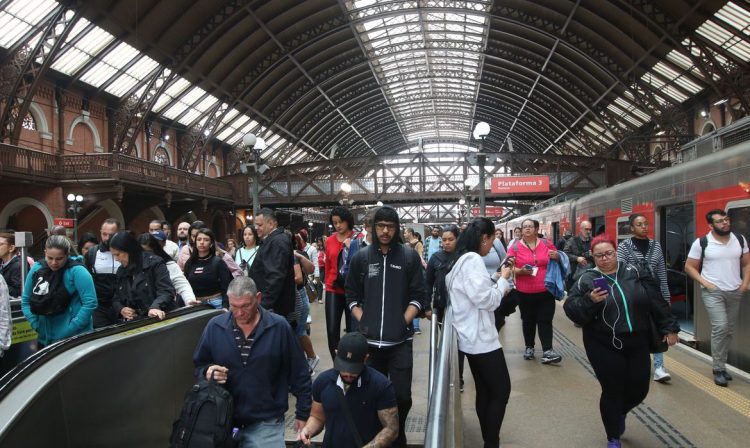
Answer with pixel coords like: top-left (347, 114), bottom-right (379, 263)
top-left (298, 332), bottom-right (399, 448)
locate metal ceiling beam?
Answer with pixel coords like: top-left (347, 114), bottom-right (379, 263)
top-left (337, 0), bottom-right (408, 149)
top-left (0, 5), bottom-right (82, 145)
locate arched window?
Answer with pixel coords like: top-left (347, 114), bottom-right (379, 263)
top-left (22, 112), bottom-right (37, 130)
top-left (207, 162), bottom-right (220, 178)
top-left (153, 146), bottom-right (170, 166)
top-left (701, 121), bottom-right (716, 135)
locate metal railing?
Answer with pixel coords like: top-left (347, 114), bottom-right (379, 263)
top-left (0, 145), bottom-right (236, 200)
top-left (425, 306), bottom-right (462, 448)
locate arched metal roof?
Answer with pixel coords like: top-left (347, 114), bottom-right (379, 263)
top-left (1, 0), bottom-right (748, 168)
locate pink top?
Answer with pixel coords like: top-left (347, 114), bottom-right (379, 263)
top-left (507, 238), bottom-right (557, 294)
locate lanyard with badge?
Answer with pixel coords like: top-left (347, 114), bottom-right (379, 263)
top-left (523, 240), bottom-right (540, 276)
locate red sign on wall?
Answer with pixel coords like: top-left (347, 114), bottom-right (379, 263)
top-left (491, 176), bottom-right (550, 193)
top-left (471, 206), bottom-right (505, 217)
top-left (54, 218), bottom-right (75, 228)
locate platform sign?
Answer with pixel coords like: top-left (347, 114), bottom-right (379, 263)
top-left (491, 175), bottom-right (550, 193)
top-left (54, 218), bottom-right (75, 228)
top-left (471, 206), bottom-right (504, 217)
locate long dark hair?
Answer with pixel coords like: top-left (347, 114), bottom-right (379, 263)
top-left (137, 233), bottom-right (171, 263)
top-left (186, 228), bottom-right (217, 269)
top-left (240, 224), bottom-right (259, 248)
top-left (109, 231), bottom-right (143, 272)
top-left (455, 218), bottom-right (495, 258)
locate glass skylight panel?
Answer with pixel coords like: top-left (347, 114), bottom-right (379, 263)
top-left (0, 0), bottom-right (59, 48)
top-left (177, 109), bottom-right (202, 126)
top-left (696, 20), bottom-right (750, 61)
top-left (714, 1), bottom-right (746, 28)
top-left (220, 109), bottom-right (241, 126)
top-left (193, 95), bottom-right (219, 113)
top-left (52, 25), bottom-right (116, 75)
top-left (79, 61), bottom-right (118, 87)
top-left (153, 77), bottom-right (191, 112)
top-left (103, 73), bottom-right (139, 97)
top-left (161, 101), bottom-right (190, 120)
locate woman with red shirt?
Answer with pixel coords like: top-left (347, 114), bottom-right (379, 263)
top-left (507, 219), bottom-right (563, 364)
top-left (324, 206), bottom-right (355, 361)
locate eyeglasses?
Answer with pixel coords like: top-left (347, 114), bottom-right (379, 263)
top-left (593, 250), bottom-right (616, 260)
top-left (581, 227), bottom-right (592, 231)
top-left (712, 217), bottom-right (730, 224)
top-left (375, 223), bottom-right (397, 231)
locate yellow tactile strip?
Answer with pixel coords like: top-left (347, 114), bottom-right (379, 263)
top-left (664, 355), bottom-right (750, 419)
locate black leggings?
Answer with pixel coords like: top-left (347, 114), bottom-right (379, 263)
top-left (368, 341), bottom-right (413, 448)
top-left (464, 348), bottom-right (511, 448)
top-left (324, 291), bottom-right (352, 361)
top-left (583, 328), bottom-right (650, 439)
top-left (518, 291), bottom-right (556, 350)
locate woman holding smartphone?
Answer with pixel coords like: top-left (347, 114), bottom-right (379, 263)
top-left (506, 219), bottom-right (562, 364)
top-left (447, 218), bottom-right (513, 448)
top-left (564, 234), bottom-right (679, 448)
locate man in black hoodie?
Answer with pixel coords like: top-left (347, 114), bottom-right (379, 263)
top-left (84, 218), bottom-right (121, 328)
top-left (346, 206), bottom-right (426, 447)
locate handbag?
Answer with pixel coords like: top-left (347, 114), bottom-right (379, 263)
top-left (648, 314), bottom-right (668, 354)
top-left (305, 281), bottom-right (318, 303)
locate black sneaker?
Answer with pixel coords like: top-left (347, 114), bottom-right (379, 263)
top-left (541, 349), bottom-right (562, 364)
top-left (713, 370), bottom-right (728, 387)
top-left (723, 370), bottom-right (733, 381)
top-left (523, 347), bottom-right (535, 360)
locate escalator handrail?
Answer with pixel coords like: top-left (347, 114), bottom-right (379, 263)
top-left (0, 305), bottom-right (219, 402)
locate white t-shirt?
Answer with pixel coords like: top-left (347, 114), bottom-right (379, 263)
top-left (687, 232), bottom-right (748, 291)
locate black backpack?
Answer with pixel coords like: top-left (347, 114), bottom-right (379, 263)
top-left (170, 375), bottom-right (235, 448)
top-left (28, 258), bottom-right (84, 315)
top-left (431, 252), bottom-right (452, 312)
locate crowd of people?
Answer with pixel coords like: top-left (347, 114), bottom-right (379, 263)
top-left (1, 204), bottom-right (746, 448)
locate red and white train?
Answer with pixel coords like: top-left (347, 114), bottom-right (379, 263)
top-left (502, 117), bottom-right (750, 372)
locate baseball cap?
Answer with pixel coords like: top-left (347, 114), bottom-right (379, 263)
top-left (334, 332), bottom-right (369, 374)
top-left (151, 230), bottom-right (167, 241)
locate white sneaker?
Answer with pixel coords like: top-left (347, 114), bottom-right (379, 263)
top-left (308, 355), bottom-right (320, 374)
top-left (653, 367), bottom-right (671, 383)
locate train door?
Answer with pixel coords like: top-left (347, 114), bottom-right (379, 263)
top-left (590, 216), bottom-right (605, 236)
top-left (552, 222), bottom-right (560, 245)
top-left (725, 199), bottom-right (750, 367)
top-left (660, 203), bottom-right (695, 333)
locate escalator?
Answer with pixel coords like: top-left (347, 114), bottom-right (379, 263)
top-left (0, 305), bottom-right (223, 447)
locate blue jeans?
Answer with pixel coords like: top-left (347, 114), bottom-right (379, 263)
top-left (238, 417), bottom-right (285, 448)
top-left (296, 288), bottom-right (311, 337)
top-left (205, 295), bottom-right (223, 309)
top-left (653, 352), bottom-right (664, 369)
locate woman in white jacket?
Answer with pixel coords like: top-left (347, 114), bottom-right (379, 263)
top-left (139, 233), bottom-right (196, 306)
top-left (446, 217), bottom-right (513, 448)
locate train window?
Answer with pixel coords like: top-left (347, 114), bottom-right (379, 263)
top-left (616, 217), bottom-right (631, 243)
top-left (726, 200), bottom-right (750, 245)
top-left (590, 216), bottom-right (605, 236)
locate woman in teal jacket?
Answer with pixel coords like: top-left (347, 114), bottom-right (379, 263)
top-left (21, 235), bottom-right (97, 347)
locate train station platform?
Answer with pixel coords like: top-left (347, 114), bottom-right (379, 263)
top-left (289, 299), bottom-right (750, 447)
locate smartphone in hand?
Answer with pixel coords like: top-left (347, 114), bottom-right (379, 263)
top-left (592, 277), bottom-right (609, 292)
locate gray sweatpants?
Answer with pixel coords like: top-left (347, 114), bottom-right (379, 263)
top-left (701, 288), bottom-right (745, 371)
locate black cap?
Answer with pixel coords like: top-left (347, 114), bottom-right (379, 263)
top-left (334, 332), bottom-right (369, 374)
